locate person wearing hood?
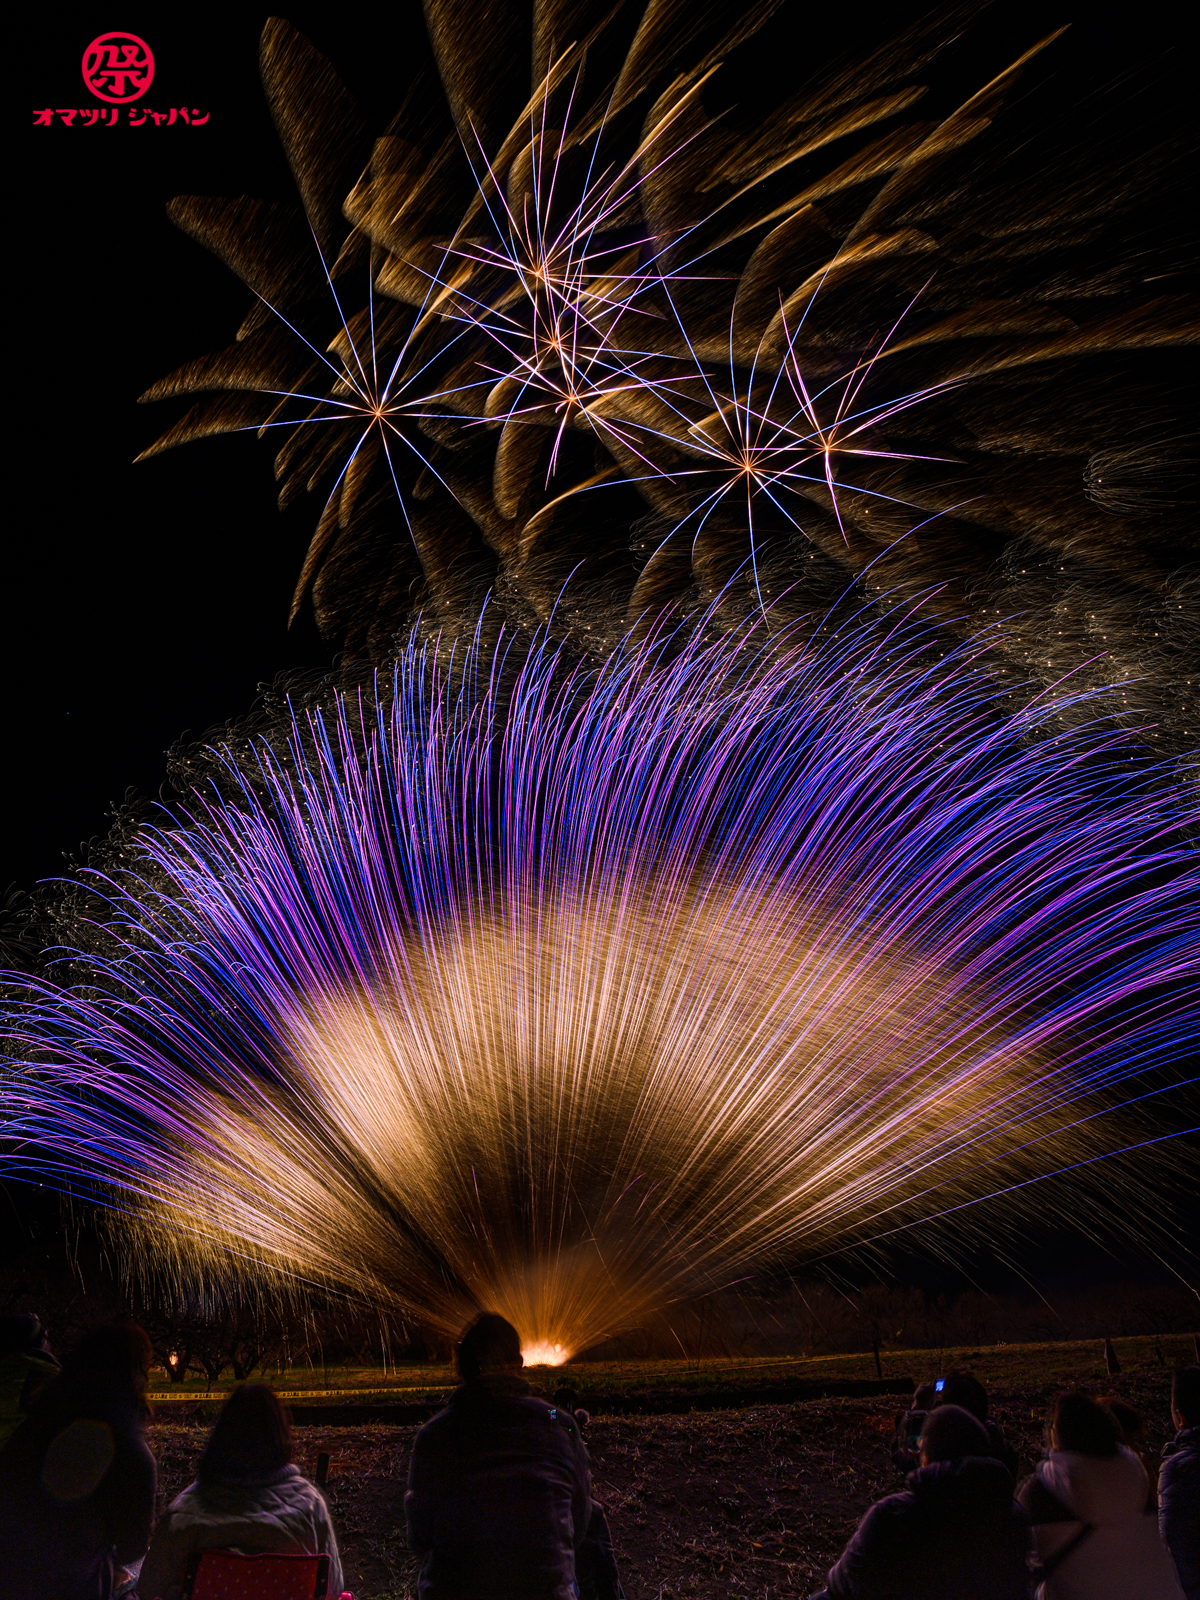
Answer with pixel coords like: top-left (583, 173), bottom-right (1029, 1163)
top-left (0, 1321), bottom-right (157, 1600)
top-left (0, 1312), bottom-right (60, 1447)
top-left (1018, 1389), bottom-right (1184, 1600)
top-left (405, 1312), bottom-right (622, 1600)
top-left (1159, 1365), bottom-right (1199, 1599)
top-left (812, 1403), bottom-right (1032, 1600)
top-left (138, 1382), bottom-right (342, 1600)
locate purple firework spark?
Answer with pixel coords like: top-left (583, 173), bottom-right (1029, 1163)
top-left (3, 610), bottom-right (1197, 1356)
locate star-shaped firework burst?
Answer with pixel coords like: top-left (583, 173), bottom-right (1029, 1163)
top-left (139, 5), bottom-right (1196, 743)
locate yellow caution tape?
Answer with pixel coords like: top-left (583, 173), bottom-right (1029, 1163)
top-left (152, 1385), bottom-right (443, 1403)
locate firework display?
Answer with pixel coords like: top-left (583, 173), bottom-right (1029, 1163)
top-left (4, 6), bottom-right (1196, 1358)
top-left (138, 8), bottom-right (1196, 743)
top-left (6, 614), bottom-right (1196, 1355)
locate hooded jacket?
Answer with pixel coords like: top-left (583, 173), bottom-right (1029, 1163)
top-left (813, 1455), bottom-right (1031, 1600)
top-left (137, 1463), bottom-right (342, 1600)
top-left (1019, 1445), bottom-right (1184, 1600)
top-left (1159, 1427), bottom-right (1199, 1600)
top-left (405, 1374), bottom-right (592, 1600)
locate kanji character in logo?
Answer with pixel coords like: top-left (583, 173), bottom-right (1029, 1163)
top-left (82, 33), bottom-right (154, 103)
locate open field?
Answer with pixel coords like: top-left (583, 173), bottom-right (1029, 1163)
top-left (145, 1334), bottom-right (1195, 1598)
top-left (147, 1331), bottom-right (1198, 1405)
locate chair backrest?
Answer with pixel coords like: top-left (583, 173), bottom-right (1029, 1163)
top-left (182, 1548), bottom-right (330, 1600)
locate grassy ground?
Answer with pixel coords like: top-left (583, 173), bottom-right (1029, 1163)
top-left (148, 1331), bottom-right (1199, 1402)
top-left (146, 1333), bottom-right (1195, 1598)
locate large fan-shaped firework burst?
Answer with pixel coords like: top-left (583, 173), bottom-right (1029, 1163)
top-left (140, 6), bottom-right (1196, 742)
top-left (5, 611), bottom-right (1196, 1356)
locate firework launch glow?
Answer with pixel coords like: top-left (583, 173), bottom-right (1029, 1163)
top-left (5, 612), bottom-right (1196, 1357)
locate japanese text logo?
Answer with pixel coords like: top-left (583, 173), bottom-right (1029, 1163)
top-left (81, 33), bottom-right (155, 102)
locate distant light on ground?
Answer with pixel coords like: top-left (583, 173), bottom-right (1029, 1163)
top-left (523, 1342), bottom-right (571, 1367)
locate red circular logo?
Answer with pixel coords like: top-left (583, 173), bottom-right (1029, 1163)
top-left (81, 32), bottom-right (155, 103)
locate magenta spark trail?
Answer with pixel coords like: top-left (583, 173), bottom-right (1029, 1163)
top-left (4, 613), bottom-right (1196, 1355)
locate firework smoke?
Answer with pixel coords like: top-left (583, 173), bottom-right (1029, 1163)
top-left (5, 612), bottom-right (1196, 1356)
top-left (138, 9), bottom-right (1196, 744)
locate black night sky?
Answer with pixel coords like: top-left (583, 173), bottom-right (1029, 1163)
top-left (15, 8), bottom-right (426, 895)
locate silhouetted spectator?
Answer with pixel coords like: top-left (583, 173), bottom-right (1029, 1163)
top-left (553, 1385), bottom-right (591, 1432)
top-left (935, 1369), bottom-right (1020, 1479)
top-left (0, 1312), bottom-right (60, 1446)
top-left (814, 1403), bottom-right (1031, 1600)
top-left (1160, 1366), bottom-right (1200, 1599)
top-left (0, 1321), bottom-right (157, 1600)
top-left (1018, 1390), bottom-right (1183, 1599)
top-left (889, 1382), bottom-right (937, 1475)
top-left (139, 1382), bottom-right (342, 1600)
top-left (406, 1312), bottom-right (623, 1598)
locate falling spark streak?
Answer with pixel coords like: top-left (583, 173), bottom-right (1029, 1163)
top-left (3, 611), bottom-right (1196, 1357)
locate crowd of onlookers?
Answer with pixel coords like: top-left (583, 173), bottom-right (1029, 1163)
top-left (816, 1368), bottom-right (1197, 1599)
top-left (0, 1309), bottom-right (1196, 1599)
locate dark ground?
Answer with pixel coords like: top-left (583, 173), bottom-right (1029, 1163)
top-left (146, 1334), bottom-right (1194, 1599)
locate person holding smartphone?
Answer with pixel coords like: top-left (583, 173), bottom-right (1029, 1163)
top-left (816, 1404), bottom-right (1031, 1599)
top-left (891, 1383), bottom-right (939, 1475)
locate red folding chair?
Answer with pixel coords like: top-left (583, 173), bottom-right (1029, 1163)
top-left (180, 1548), bottom-right (330, 1599)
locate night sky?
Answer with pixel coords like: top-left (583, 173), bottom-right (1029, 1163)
top-left (14, 1), bottom-right (1186, 895)
top-left (15, 8), bottom-right (426, 893)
